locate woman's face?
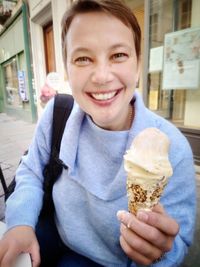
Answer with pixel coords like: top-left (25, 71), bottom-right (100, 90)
top-left (66, 12), bottom-right (140, 131)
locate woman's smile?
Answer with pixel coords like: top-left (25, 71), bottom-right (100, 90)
top-left (87, 88), bottom-right (123, 104)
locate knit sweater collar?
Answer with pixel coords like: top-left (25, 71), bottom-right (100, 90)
top-left (59, 90), bottom-right (156, 176)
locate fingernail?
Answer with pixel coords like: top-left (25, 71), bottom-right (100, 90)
top-left (137, 211), bottom-right (149, 222)
top-left (116, 210), bottom-right (128, 221)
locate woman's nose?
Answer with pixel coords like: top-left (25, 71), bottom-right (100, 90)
top-left (91, 62), bottom-right (114, 85)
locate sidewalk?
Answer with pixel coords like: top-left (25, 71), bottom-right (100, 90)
top-left (0, 113), bottom-right (36, 220)
top-left (0, 112), bottom-right (199, 266)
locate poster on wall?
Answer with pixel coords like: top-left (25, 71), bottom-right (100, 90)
top-left (162, 27), bottom-right (200, 90)
top-left (18, 70), bottom-right (29, 102)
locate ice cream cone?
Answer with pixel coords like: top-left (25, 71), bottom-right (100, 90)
top-left (124, 128), bottom-right (173, 214)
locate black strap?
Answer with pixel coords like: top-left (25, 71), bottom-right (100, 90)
top-left (52, 94), bottom-right (74, 152)
top-left (0, 166), bottom-right (8, 196)
top-left (40, 93), bottom-right (74, 217)
top-left (51, 94), bottom-right (74, 165)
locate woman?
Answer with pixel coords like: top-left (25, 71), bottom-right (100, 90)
top-left (0, 0), bottom-right (196, 266)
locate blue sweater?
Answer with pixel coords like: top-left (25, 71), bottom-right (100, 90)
top-left (5, 91), bottom-right (196, 267)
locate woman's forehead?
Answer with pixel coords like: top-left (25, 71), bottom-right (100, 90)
top-left (66, 12), bottom-right (135, 47)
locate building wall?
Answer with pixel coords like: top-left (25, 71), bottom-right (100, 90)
top-left (28, 0), bottom-right (71, 116)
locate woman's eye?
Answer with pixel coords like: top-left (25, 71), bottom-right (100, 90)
top-left (111, 53), bottom-right (128, 62)
top-left (74, 57), bottom-right (91, 65)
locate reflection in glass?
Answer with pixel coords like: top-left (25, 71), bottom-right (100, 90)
top-left (3, 58), bottom-right (22, 107)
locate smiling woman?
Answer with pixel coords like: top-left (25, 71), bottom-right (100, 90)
top-left (0, 1), bottom-right (196, 267)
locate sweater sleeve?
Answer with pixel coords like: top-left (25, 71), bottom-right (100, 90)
top-left (5, 98), bottom-right (55, 230)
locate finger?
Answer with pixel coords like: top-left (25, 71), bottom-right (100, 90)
top-left (136, 209), bottom-right (179, 236)
top-left (152, 203), bottom-right (165, 214)
top-left (117, 210), bottom-right (139, 228)
top-left (117, 210), bottom-right (171, 251)
top-left (30, 254), bottom-right (40, 267)
top-left (120, 235), bottom-right (152, 266)
top-left (120, 223), bottom-right (162, 261)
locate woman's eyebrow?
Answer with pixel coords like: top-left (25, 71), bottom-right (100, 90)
top-left (71, 47), bottom-right (91, 55)
top-left (109, 43), bottom-right (132, 50)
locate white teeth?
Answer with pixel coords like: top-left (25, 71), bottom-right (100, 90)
top-left (91, 91), bottom-right (116, 100)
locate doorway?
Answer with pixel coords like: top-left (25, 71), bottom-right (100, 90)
top-left (43, 22), bottom-right (56, 73)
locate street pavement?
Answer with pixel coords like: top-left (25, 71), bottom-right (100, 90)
top-left (0, 113), bottom-right (36, 220)
top-left (0, 112), bottom-right (199, 266)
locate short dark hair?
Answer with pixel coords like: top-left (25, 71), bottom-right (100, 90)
top-left (61, 0), bottom-right (141, 67)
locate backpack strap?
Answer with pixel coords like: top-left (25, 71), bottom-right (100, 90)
top-left (51, 94), bottom-right (74, 167)
top-left (41, 93), bottom-right (74, 218)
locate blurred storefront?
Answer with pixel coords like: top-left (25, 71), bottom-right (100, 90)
top-left (126, 0), bottom-right (200, 166)
top-left (0, 0), bottom-right (37, 122)
top-left (147, 0), bottom-right (200, 166)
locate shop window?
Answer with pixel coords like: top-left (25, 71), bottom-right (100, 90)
top-left (147, 0), bottom-right (200, 129)
top-left (148, 0), bottom-right (173, 119)
top-left (3, 58), bottom-right (21, 108)
top-left (150, 13), bottom-right (158, 45)
top-left (2, 53), bottom-right (29, 107)
top-left (148, 0), bottom-right (200, 166)
top-left (150, 0), bottom-right (173, 47)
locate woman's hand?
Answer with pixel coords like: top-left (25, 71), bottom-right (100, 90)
top-left (117, 204), bottom-right (179, 266)
top-left (0, 226), bottom-right (40, 267)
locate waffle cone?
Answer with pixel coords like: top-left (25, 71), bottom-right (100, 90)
top-left (127, 174), bottom-right (168, 214)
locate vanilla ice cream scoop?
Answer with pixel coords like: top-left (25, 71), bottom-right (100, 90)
top-left (124, 127), bottom-right (173, 214)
